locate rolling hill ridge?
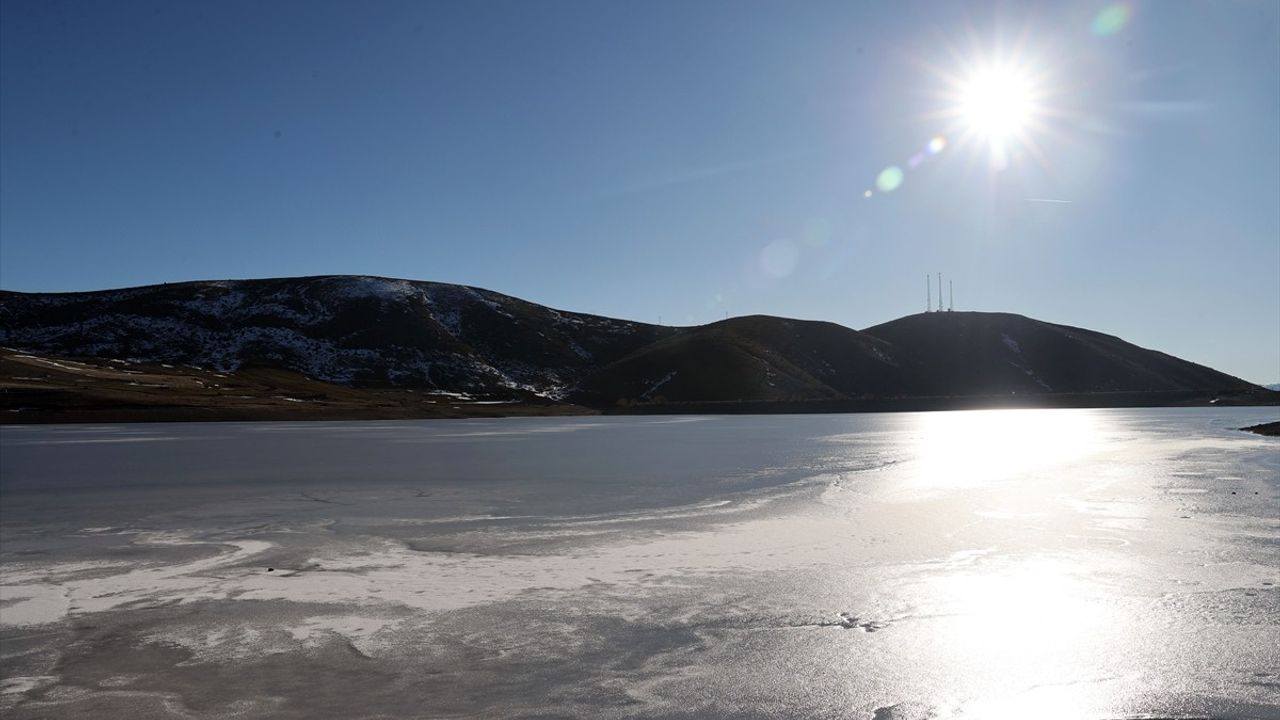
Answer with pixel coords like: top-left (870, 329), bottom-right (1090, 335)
top-left (0, 275), bottom-right (1270, 419)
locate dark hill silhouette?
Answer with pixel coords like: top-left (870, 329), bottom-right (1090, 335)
top-left (572, 315), bottom-right (909, 403)
top-left (0, 276), bottom-right (670, 397)
top-left (861, 312), bottom-right (1248, 395)
top-left (0, 276), bottom-right (1269, 418)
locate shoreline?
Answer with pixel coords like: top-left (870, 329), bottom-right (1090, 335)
top-left (4, 390), bottom-right (1275, 425)
top-left (4, 347), bottom-right (1275, 425)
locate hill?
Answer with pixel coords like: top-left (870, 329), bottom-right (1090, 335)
top-left (860, 311), bottom-right (1251, 396)
top-left (572, 315), bottom-right (910, 404)
top-left (0, 276), bottom-right (669, 398)
top-left (0, 276), bottom-right (1272, 420)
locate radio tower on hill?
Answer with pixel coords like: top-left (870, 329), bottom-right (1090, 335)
top-left (925, 274), bottom-right (956, 312)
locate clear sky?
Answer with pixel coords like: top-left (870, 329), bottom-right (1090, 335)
top-left (1, 0), bottom-right (1277, 383)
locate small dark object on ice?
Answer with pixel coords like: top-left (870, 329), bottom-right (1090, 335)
top-left (1240, 421), bottom-right (1280, 437)
top-left (267, 567), bottom-right (274, 572)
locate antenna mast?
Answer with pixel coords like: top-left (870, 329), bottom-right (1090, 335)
top-left (926, 275), bottom-right (932, 312)
top-left (949, 280), bottom-right (953, 311)
top-left (937, 273), bottom-right (942, 314)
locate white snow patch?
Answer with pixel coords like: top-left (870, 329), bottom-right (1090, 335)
top-left (1001, 333), bottom-right (1022, 354)
top-left (431, 391), bottom-right (474, 400)
top-left (0, 676), bottom-right (58, 697)
top-left (1007, 360), bottom-right (1052, 391)
top-left (641, 371), bottom-right (678, 399)
top-left (0, 536), bottom-right (272, 627)
top-left (328, 276), bottom-right (419, 302)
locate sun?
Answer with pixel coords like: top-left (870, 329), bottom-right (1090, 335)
top-left (957, 64), bottom-right (1036, 145)
top-left (934, 52), bottom-right (1051, 170)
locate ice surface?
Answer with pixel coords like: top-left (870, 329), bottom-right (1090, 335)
top-left (1, 408), bottom-right (1277, 719)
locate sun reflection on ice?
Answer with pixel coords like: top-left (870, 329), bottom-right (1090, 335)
top-left (938, 557), bottom-right (1106, 654)
top-left (908, 409), bottom-right (1105, 489)
top-left (894, 410), bottom-right (1129, 718)
top-left (909, 553), bottom-right (1124, 719)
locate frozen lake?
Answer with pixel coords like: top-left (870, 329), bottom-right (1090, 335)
top-left (2, 408), bottom-right (1278, 719)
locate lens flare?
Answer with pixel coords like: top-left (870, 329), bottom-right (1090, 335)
top-left (875, 166), bottom-right (904, 193)
top-left (928, 136), bottom-right (947, 154)
top-left (1091, 4), bottom-right (1132, 36)
top-left (802, 218), bottom-right (832, 247)
top-left (759, 239), bottom-right (798, 279)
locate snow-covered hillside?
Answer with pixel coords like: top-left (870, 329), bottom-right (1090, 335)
top-left (0, 276), bottom-right (667, 398)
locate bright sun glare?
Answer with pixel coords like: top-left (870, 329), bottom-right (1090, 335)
top-left (864, 46), bottom-right (1055, 196)
top-left (937, 53), bottom-right (1050, 170)
top-left (957, 64), bottom-right (1036, 144)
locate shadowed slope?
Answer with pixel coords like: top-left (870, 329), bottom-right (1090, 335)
top-left (862, 312), bottom-right (1254, 395)
top-left (572, 315), bottom-right (909, 403)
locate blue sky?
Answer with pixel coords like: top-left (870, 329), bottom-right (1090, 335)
top-left (1, 0), bottom-right (1277, 383)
